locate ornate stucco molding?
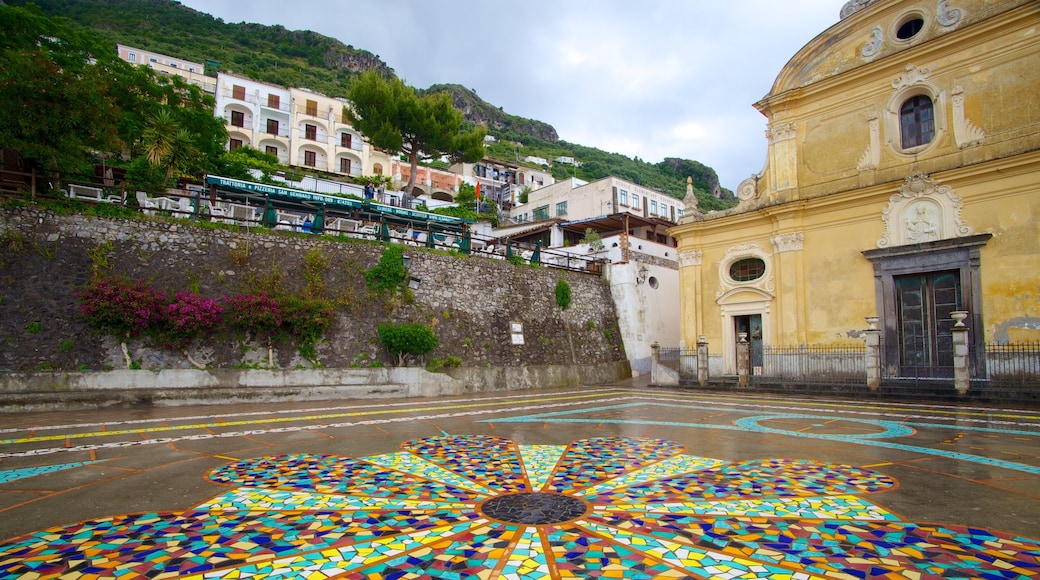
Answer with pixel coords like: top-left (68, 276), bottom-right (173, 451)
top-left (877, 173), bottom-right (974, 248)
top-left (736, 176), bottom-right (758, 202)
top-left (857, 112), bottom-right (881, 171)
top-left (862, 26), bottom-right (883, 57)
top-left (678, 249), bottom-right (703, 268)
top-left (766, 122), bottom-right (797, 144)
top-left (841, 0), bottom-right (881, 19)
top-left (716, 243), bottom-right (774, 299)
top-left (771, 232), bottom-right (805, 253)
top-left (892, 64), bottom-right (931, 90)
top-left (951, 86), bottom-right (985, 149)
top-left (937, 0), bottom-right (963, 26)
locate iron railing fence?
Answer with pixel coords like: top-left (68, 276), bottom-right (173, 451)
top-left (0, 169), bottom-right (605, 274)
top-left (750, 344), bottom-right (867, 385)
top-left (984, 342), bottom-right (1040, 386)
top-left (659, 348), bottom-right (698, 376)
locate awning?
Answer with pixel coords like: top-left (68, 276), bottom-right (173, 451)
top-left (205, 175), bottom-right (471, 228)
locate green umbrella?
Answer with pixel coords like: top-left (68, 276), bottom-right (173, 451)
top-left (425, 227), bottom-right (435, 249)
top-left (311, 204), bottom-right (325, 234)
top-left (530, 240), bottom-right (541, 265)
top-left (261, 195), bottom-right (277, 228)
top-left (506, 240), bottom-right (513, 258)
top-left (379, 218), bottom-right (390, 242)
top-left (460, 229), bottom-right (471, 254)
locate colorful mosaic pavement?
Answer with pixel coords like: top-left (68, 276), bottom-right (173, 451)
top-left (1, 434), bottom-right (1038, 579)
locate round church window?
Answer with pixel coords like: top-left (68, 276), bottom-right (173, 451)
top-left (729, 258), bottom-right (766, 282)
top-left (896, 16), bottom-right (924, 39)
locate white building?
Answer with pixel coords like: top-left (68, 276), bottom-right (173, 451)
top-left (116, 44), bottom-right (215, 94)
top-left (506, 175), bottom-right (686, 375)
top-left (214, 72), bottom-right (293, 164)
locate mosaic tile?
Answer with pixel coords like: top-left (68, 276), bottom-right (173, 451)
top-left (401, 434), bottom-right (529, 493)
top-left (195, 488), bottom-right (471, 513)
top-left (577, 519), bottom-right (814, 579)
top-left (208, 453), bottom-right (478, 500)
top-left (584, 458), bottom-right (896, 504)
top-left (1, 435), bottom-right (1037, 579)
top-left (362, 450), bottom-right (497, 496)
top-left (577, 454), bottom-right (723, 498)
top-left (519, 444), bottom-right (565, 491)
top-left (498, 526), bottom-right (552, 579)
top-left (543, 436), bottom-right (686, 494)
top-left (583, 512), bottom-right (1040, 578)
top-left (597, 494), bottom-right (898, 521)
top-left (0, 460), bottom-right (99, 484)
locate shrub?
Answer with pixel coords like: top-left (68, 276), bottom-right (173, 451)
top-left (378, 322), bottom-right (438, 365)
top-left (555, 278), bottom-right (572, 310)
top-left (427, 355), bottom-right (462, 372)
top-left (223, 293), bottom-right (281, 341)
top-left (280, 296), bottom-right (335, 358)
top-left (365, 246), bottom-right (408, 293)
top-left (158, 290), bottom-right (224, 349)
top-left (77, 278), bottom-right (166, 340)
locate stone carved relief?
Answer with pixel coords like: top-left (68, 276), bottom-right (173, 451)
top-left (841, 0), bottom-right (880, 19)
top-left (716, 243), bottom-right (774, 299)
top-left (862, 26), bottom-right (883, 57)
top-left (877, 173), bottom-right (974, 247)
top-left (771, 232), bottom-right (805, 253)
top-left (857, 112), bottom-right (881, 171)
top-left (937, 0), bottom-right (963, 26)
top-left (766, 122), bottom-right (797, 144)
top-left (951, 86), bottom-right (985, 149)
top-left (736, 176), bottom-right (758, 202)
top-left (892, 64), bottom-right (931, 90)
top-left (678, 249), bottom-right (703, 268)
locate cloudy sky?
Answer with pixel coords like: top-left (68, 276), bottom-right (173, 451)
top-left (177, 0), bottom-right (842, 191)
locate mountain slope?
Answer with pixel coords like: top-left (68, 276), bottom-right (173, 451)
top-left (7, 0), bottom-right (734, 203)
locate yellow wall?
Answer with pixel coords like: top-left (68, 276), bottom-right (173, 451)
top-left (671, 0), bottom-right (1040, 369)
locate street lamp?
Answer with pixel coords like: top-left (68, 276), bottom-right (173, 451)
top-left (636, 265), bottom-right (649, 285)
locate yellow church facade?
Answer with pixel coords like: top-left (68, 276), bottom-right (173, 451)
top-left (669, 0), bottom-right (1039, 379)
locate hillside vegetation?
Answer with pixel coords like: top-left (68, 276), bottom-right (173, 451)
top-left (9, 0), bottom-right (735, 207)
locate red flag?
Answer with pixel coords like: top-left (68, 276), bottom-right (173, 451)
top-left (475, 182), bottom-right (481, 199)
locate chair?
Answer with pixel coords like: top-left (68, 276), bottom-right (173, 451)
top-left (135, 191), bottom-right (175, 216)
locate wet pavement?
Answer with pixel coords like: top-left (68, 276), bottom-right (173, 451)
top-left (0, 380), bottom-right (1038, 578)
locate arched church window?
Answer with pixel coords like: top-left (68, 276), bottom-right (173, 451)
top-left (900, 95), bottom-right (935, 149)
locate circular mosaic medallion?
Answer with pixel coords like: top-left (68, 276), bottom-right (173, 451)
top-left (480, 492), bottom-right (590, 524)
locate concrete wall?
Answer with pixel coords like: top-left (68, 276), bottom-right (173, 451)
top-left (0, 360), bottom-right (631, 412)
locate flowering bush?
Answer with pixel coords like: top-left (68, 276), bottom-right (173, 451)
top-left (223, 293), bottom-right (282, 341)
top-left (158, 290), bottom-right (224, 350)
top-left (77, 278), bottom-right (166, 340)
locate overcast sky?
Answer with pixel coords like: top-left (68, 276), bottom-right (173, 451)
top-left (177, 0), bottom-right (841, 191)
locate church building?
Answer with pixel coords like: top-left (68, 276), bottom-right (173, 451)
top-left (669, 0), bottom-right (1039, 380)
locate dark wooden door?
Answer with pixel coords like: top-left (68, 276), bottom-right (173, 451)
top-left (895, 271), bottom-right (960, 377)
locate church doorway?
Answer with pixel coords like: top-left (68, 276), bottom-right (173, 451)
top-left (734, 314), bottom-right (764, 372)
top-left (894, 271), bottom-right (960, 378)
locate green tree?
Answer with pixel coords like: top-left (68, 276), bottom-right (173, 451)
top-left (345, 71), bottom-right (486, 196)
top-left (0, 5), bottom-right (123, 177)
top-left (377, 322), bottom-right (438, 366)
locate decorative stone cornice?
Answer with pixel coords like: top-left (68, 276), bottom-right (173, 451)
top-left (862, 26), bottom-right (882, 57)
top-left (771, 232), bottom-right (805, 253)
top-left (892, 64), bottom-right (931, 90)
top-left (937, 0), bottom-right (963, 26)
top-left (766, 122), bottom-right (797, 144)
top-left (678, 249), bottom-right (703, 268)
top-left (951, 86), bottom-right (985, 149)
top-left (841, 0), bottom-right (880, 19)
top-left (877, 173), bottom-right (974, 248)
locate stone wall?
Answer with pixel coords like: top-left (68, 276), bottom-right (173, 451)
top-left (0, 207), bottom-right (628, 378)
